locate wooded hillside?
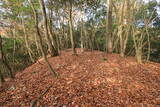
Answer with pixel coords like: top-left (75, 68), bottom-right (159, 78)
top-left (0, 0), bottom-right (160, 106)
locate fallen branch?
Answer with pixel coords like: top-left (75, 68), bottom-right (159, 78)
top-left (30, 85), bottom-right (52, 107)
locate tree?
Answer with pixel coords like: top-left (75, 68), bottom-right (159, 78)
top-left (106, 0), bottom-right (113, 53)
top-left (0, 35), bottom-right (14, 79)
top-left (28, 0), bottom-right (58, 76)
top-left (68, 0), bottom-right (77, 55)
top-left (22, 16), bottom-right (35, 63)
top-left (0, 35), bottom-right (5, 84)
top-left (39, 0), bottom-right (59, 57)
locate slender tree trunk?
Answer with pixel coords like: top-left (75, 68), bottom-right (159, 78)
top-left (3, 58), bottom-right (14, 78)
top-left (84, 23), bottom-right (88, 50)
top-left (0, 69), bottom-right (5, 85)
top-left (80, 9), bottom-right (85, 52)
top-left (133, 29), bottom-right (143, 64)
top-left (88, 35), bottom-right (92, 50)
top-left (69, 1), bottom-right (76, 55)
top-left (34, 33), bottom-right (41, 57)
top-left (48, 9), bottom-right (59, 55)
top-left (119, 0), bottom-right (130, 57)
top-left (39, 0), bottom-right (58, 57)
top-left (136, 49), bottom-right (142, 63)
top-left (0, 35), bottom-right (14, 79)
top-left (28, 0), bottom-right (57, 76)
top-left (22, 18), bottom-right (35, 63)
top-left (61, 17), bottom-right (65, 49)
top-left (90, 32), bottom-right (94, 51)
top-left (80, 19), bottom-right (84, 52)
top-left (58, 18), bottom-right (66, 50)
top-left (91, 25), bottom-right (97, 50)
top-left (55, 34), bottom-right (60, 53)
top-left (0, 36), bottom-right (5, 84)
top-left (12, 26), bottom-right (16, 75)
top-left (106, 0), bottom-right (113, 53)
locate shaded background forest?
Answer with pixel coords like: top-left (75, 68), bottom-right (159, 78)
top-left (0, 0), bottom-right (160, 79)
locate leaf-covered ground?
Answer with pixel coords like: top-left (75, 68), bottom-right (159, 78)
top-left (0, 49), bottom-right (160, 107)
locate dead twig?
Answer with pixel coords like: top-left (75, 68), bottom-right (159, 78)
top-left (30, 85), bottom-right (52, 107)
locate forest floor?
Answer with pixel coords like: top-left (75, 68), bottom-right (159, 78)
top-left (0, 49), bottom-right (160, 107)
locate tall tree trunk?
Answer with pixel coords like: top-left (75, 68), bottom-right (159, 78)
top-left (22, 17), bottom-right (35, 63)
top-left (0, 70), bottom-right (5, 85)
top-left (84, 23), bottom-right (88, 50)
top-left (119, 0), bottom-right (130, 57)
top-left (80, 23), bottom-right (84, 52)
top-left (106, 0), bottom-right (113, 53)
top-left (91, 25), bottom-right (97, 50)
top-left (0, 35), bottom-right (14, 79)
top-left (48, 9), bottom-right (59, 55)
top-left (34, 33), bottom-right (41, 57)
top-left (39, 0), bottom-right (58, 57)
top-left (80, 8), bottom-right (85, 52)
top-left (12, 26), bottom-right (16, 75)
top-left (80, 17), bottom-right (84, 52)
top-left (3, 58), bottom-right (14, 78)
top-left (28, 0), bottom-right (57, 76)
top-left (69, 1), bottom-right (76, 55)
top-left (88, 35), bottom-right (92, 50)
top-left (0, 36), bottom-right (5, 84)
top-left (59, 17), bottom-right (66, 50)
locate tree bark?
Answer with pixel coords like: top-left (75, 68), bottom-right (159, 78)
top-left (48, 9), bottom-right (59, 55)
top-left (80, 18), bottom-right (84, 52)
top-left (22, 17), bottom-right (35, 63)
top-left (34, 33), bottom-right (41, 57)
top-left (0, 35), bottom-right (14, 79)
top-left (39, 0), bottom-right (58, 57)
top-left (0, 36), bottom-right (5, 84)
top-left (0, 69), bottom-right (5, 85)
top-left (12, 26), bottom-right (16, 76)
top-left (68, 1), bottom-right (77, 55)
top-left (119, 0), bottom-right (130, 57)
top-left (28, 0), bottom-right (57, 76)
top-left (106, 0), bottom-right (113, 53)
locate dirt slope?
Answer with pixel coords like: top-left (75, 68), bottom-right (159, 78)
top-left (0, 49), bottom-right (160, 107)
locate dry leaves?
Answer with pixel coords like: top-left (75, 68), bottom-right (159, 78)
top-left (0, 49), bottom-right (160, 107)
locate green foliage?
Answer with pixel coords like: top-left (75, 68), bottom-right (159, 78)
top-left (2, 37), bottom-right (20, 53)
top-left (1, 37), bottom-right (32, 71)
top-left (135, 0), bottom-right (158, 21)
top-left (0, 0), bottom-right (160, 80)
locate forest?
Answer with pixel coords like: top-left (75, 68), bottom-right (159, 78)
top-left (0, 0), bottom-right (160, 106)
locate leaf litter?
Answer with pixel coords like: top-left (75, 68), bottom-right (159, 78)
top-left (0, 49), bottom-right (160, 107)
